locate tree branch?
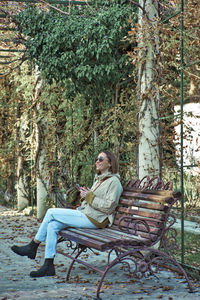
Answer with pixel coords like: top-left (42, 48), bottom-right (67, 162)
top-left (0, 53), bottom-right (27, 77)
top-left (37, 0), bottom-right (70, 15)
top-left (128, 0), bottom-right (147, 15)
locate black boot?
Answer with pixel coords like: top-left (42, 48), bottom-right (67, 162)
top-left (30, 258), bottom-right (55, 278)
top-left (11, 240), bottom-right (39, 259)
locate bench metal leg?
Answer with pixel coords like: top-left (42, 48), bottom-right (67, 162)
top-left (66, 245), bottom-right (87, 281)
top-left (96, 250), bottom-right (138, 298)
top-left (58, 243), bottom-right (194, 298)
top-left (147, 248), bottom-right (194, 292)
top-left (96, 247), bottom-right (194, 299)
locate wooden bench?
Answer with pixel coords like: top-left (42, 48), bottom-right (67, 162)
top-left (57, 177), bottom-right (194, 298)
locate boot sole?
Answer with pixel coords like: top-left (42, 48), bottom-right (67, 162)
top-left (30, 271), bottom-right (56, 278)
top-left (27, 254), bottom-right (36, 259)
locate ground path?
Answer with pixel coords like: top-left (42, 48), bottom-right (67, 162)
top-left (0, 205), bottom-right (200, 300)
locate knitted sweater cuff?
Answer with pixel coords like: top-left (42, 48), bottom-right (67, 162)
top-left (85, 192), bottom-right (95, 205)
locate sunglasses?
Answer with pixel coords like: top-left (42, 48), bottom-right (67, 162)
top-left (95, 156), bottom-right (104, 162)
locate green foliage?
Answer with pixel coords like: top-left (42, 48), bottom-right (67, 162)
top-left (0, 63), bottom-right (35, 201)
top-left (0, 1), bottom-right (139, 207)
top-left (163, 167), bottom-right (200, 209)
top-left (176, 230), bottom-right (200, 270)
top-left (16, 1), bottom-right (137, 95)
top-left (0, 0), bottom-right (138, 205)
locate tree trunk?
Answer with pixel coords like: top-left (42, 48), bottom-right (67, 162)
top-left (36, 133), bottom-right (48, 219)
top-left (17, 156), bottom-right (28, 210)
top-left (137, 0), bottom-right (161, 179)
top-left (33, 66), bottom-right (49, 219)
top-left (16, 114), bottom-right (29, 210)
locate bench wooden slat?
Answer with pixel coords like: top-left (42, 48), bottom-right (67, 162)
top-left (75, 227), bottom-right (155, 245)
top-left (66, 228), bottom-right (117, 243)
top-left (123, 187), bottom-right (176, 197)
top-left (60, 227), bottom-right (149, 251)
top-left (67, 228), bottom-right (148, 243)
top-left (104, 228), bottom-right (152, 244)
top-left (102, 231), bottom-right (148, 245)
top-left (92, 228), bottom-right (149, 243)
top-left (102, 227), bottom-right (148, 241)
top-left (60, 229), bottom-right (107, 251)
top-left (117, 206), bottom-right (165, 220)
top-left (122, 191), bottom-right (173, 204)
top-left (82, 228), bottom-right (132, 241)
top-left (119, 198), bottom-right (167, 211)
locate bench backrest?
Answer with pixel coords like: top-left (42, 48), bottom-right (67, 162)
top-left (112, 186), bottom-right (181, 245)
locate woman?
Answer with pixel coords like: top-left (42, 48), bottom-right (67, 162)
top-left (11, 151), bottom-right (123, 278)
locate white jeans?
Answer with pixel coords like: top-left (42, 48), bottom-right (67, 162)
top-left (35, 208), bottom-right (97, 258)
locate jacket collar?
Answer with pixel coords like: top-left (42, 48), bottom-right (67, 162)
top-left (94, 171), bottom-right (112, 182)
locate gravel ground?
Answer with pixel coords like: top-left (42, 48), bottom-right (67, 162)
top-left (0, 205), bottom-right (200, 300)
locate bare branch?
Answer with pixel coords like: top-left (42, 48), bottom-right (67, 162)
top-left (0, 53), bottom-right (27, 78)
top-left (128, 0), bottom-right (147, 15)
top-left (184, 70), bottom-right (200, 80)
top-left (37, 0), bottom-right (70, 15)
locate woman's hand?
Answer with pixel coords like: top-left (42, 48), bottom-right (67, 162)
top-left (80, 187), bottom-right (91, 199)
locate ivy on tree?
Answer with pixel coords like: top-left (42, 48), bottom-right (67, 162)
top-left (16, 0), bottom-right (137, 96)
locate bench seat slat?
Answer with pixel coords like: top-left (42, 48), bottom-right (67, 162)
top-left (90, 228), bottom-right (150, 243)
top-left (66, 228), bottom-right (147, 243)
top-left (80, 228), bottom-right (132, 241)
top-left (59, 228), bottom-right (149, 251)
top-left (102, 227), bottom-right (148, 240)
top-left (60, 230), bottom-right (107, 251)
top-left (65, 228), bottom-right (118, 243)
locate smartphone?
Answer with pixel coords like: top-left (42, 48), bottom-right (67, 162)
top-left (76, 183), bottom-right (81, 191)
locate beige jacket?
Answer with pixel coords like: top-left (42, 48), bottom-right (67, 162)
top-left (80, 171), bottom-right (123, 226)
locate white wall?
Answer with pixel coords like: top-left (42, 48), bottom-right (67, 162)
top-left (174, 103), bottom-right (200, 175)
